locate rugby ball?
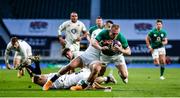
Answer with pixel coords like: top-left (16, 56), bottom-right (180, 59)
top-left (112, 40), bottom-right (121, 47)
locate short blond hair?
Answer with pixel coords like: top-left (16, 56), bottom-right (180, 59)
top-left (111, 24), bottom-right (120, 30)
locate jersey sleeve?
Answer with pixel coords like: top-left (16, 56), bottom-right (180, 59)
top-left (89, 26), bottom-right (95, 36)
top-left (81, 22), bottom-right (87, 32)
top-left (95, 30), bottom-right (105, 42)
top-left (164, 30), bottom-right (167, 38)
top-left (4, 42), bottom-right (12, 64)
top-left (118, 33), bottom-right (129, 49)
top-left (148, 30), bottom-right (153, 37)
top-left (58, 21), bottom-right (67, 36)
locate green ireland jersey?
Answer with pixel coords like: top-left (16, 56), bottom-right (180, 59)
top-left (95, 29), bottom-right (129, 56)
top-left (148, 28), bottom-right (167, 49)
top-left (89, 25), bottom-right (103, 36)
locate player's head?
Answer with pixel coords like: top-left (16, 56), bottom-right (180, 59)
top-left (96, 16), bottom-right (103, 27)
top-left (70, 12), bottom-right (78, 23)
top-left (62, 48), bottom-right (74, 60)
top-left (110, 24), bottom-right (120, 39)
top-left (32, 75), bottom-right (47, 86)
top-left (156, 19), bottom-right (163, 30)
top-left (11, 37), bottom-right (19, 49)
top-left (104, 20), bottom-right (114, 30)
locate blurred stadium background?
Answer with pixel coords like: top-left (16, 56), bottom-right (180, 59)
top-left (0, 0), bottom-right (180, 68)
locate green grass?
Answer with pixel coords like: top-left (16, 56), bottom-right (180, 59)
top-left (0, 68), bottom-right (180, 97)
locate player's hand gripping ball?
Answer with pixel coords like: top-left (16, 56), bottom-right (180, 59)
top-left (112, 40), bottom-right (121, 48)
top-left (111, 40), bottom-right (122, 53)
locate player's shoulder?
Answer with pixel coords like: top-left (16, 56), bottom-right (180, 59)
top-left (101, 29), bottom-right (109, 33)
top-left (18, 39), bottom-right (26, 43)
top-left (161, 29), bottom-right (168, 33)
top-left (97, 29), bottom-right (108, 35)
top-left (150, 28), bottom-right (156, 32)
top-left (89, 25), bottom-right (97, 30)
top-left (77, 20), bottom-right (85, 25)
top-left (81, 68), bottom-right (91, 72)
top-left (93, 28), bottom-right (103, 33)
top-left (7, 41), bottom-right (12, 48)
top-left (117, 32), bottom-right (127, 40)
top-left (63, 20), bottom-right (71, 25)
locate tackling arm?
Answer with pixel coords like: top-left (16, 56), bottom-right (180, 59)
top-left (4, 48), bottom-right (11, 69)
top-left (92, 82), bottom-right (112, 90)
top-left (92, 39), bottom-right (108, 51)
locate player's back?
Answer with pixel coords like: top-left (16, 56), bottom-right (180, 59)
top-left (18, 40), bottom-right (31, 50)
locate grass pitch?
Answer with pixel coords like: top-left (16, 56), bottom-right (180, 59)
top-left (0, 68), bottom-right (180, 97)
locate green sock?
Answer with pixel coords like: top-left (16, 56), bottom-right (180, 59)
top-left (160, 66), bottom-right (165, 76)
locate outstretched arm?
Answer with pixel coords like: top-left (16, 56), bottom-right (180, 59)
top-left (92, 82), bottom-right (112, 90)
top-left (4, 44), bottom-right (12, 69)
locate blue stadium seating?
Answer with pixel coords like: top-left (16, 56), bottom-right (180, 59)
top-left (101, 0), bottom-right (180, 19)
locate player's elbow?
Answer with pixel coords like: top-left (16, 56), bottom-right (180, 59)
top-left (126, 50), bottom-right (131, 55)
top-left (124, 47), bottom-right (131, 55)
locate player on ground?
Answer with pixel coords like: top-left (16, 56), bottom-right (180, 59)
top-left (4, 37), bottom-right (32, 78)
top-left (33, 68), bottom-right (112, 90)
top-left (92, 24), bottom-right (131, 84)
top-left (58, 12), bottom-right (89, 52)
top-left (145, 19), bottom-right (168, 80)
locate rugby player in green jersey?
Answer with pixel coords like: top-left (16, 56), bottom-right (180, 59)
top-left (93, 24), bottom-right (131, 84)
top-left (89, 16), bottom-right (104, 36)
top-left (145, 19), bottom-right (168, 80)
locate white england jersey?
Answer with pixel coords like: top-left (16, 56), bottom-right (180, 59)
top-left (5, 40), bottom-right (32, 64)
top-left (47, 68), bottom-right (91, 89)
top-left (58, 20), bottom-right (87, 48)
top-left (79, 28), bottom-right (103, 67)
top-left (91, 28), bottom-right (103, 39)
top-left (73, 51), bottom-right (84, 58)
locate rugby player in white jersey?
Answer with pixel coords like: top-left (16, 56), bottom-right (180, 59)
top-left (32, 68), bottom-right (111, 90)
top-left (58, 12), bottom-right (89, 52)
top-left (43, 20), bottom-right (114, 91)
top-left (4, 37), bottom-right (32, 78)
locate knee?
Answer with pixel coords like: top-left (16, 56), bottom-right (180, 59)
top-left (98, 66), bottom-right (106, 76)
top-left (153, 59), bottom-right (159, 65)
top-left (92, 65), bottom-right (101, 75)
top-left (160, 58), bottom-right (166, 64)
